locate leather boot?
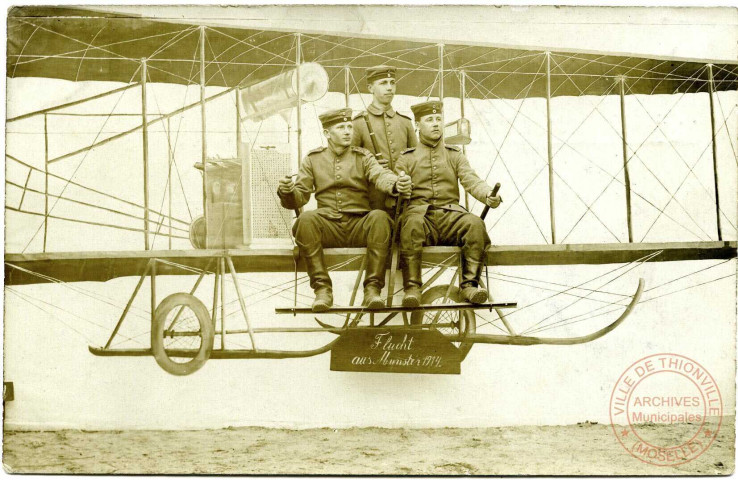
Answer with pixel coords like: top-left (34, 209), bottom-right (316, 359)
top-left (300, 242), bottom-right (333, 312)
top-left (312, 288), bottom-right (333, 313)
top-left (363, 243), bottom-right (388, 309)
top-left (461, 256), bottom-right (488, 304)
top-left (401, 251), bottom-right (423, 307)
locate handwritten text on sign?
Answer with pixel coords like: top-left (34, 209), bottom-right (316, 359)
top-left (330, 328), bottom-right (462, 374)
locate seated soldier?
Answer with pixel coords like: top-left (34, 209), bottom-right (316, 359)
top-left (395, 101), bottom-right (502, 307)
top-left (278, 107), bottom-right (413, 312)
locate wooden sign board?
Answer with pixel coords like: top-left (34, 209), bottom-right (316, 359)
top-left (330, 328), bottom-right (462, 374)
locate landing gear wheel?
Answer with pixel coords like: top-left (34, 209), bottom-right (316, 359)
top-left (151, 293), bottom-right (214, 376)
top-left (189, 216), bottom-right (206, 249)
top-left (410, 285), bottom-right (476, 360)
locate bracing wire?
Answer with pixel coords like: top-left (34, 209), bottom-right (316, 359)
top-left (463, 56), bottom-right (551, 242)
top-left (6, 289), bottom-right (101, 344)
top-left (20, 63), bottom-right (143, 253)
top-left (525, 260), bottom-right (735, 335)
top-left (513, 251), bottom-right (660, 335)
top-left (626, 84), bottom-right (738, 237)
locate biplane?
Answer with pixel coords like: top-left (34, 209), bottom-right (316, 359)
top-left (5, 6), bottom-right (737, 376)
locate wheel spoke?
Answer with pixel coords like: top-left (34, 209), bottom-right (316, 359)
top-left (410, 285), bottom-right (476, 359)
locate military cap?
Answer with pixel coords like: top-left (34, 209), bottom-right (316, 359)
top-left (410, 100), bottom-right (443, 120)
top-left (366, 65), bottom-right (396, 84)
top-left (319, 107), bottom-right (353, 129)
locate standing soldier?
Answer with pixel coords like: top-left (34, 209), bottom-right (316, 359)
top-left (396, 101), bottom-right (502, 307)
top-left (352, 65), bottom-right (417, 212)
top-left (278, 108), bottom-right (413, 312)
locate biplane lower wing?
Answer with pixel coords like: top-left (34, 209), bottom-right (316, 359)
top-left (5, 241), bottom-right (736, 286)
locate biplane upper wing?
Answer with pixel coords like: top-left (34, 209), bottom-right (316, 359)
top-left (7, 6), bottom-right (738, 100)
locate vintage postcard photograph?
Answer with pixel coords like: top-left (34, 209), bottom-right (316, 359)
top-left (3, 4), bottom-right (737, 475)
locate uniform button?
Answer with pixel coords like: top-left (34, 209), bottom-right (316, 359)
top-left (336, 175), bottom-right (341, 179)
top-left (337, 192), bottom-right (342, 196)
top-left (433, 166), bottom-right (437, 169)
top-left (389, 140), bottom-right (393, 144)
top-left (336, 166), bottom-right (341, 170)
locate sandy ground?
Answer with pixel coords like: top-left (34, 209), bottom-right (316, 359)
top-left (3, 421), bottom-right (735, 475)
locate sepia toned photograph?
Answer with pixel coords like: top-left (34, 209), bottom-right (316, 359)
top-left (3, 4), bottom-right (737, 475)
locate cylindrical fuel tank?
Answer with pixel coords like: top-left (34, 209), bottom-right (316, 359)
top-left (239, 62), bottom-right (329, 122)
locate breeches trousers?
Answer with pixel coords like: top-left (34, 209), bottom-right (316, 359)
top-left (400, 208), bottom-right (490, 258)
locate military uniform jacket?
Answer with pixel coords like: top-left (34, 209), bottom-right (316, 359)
top-left (351, 104), bottom-right (417, 168)
top-left (278, 145), bottom-right (399, 219)
top-left (395, 138), bottom-right (493, 216)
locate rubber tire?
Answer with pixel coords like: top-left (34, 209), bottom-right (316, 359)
top-left (410, 285), bottom-right (476, 360)
top-left (151, 293), bottom-right (214, 376)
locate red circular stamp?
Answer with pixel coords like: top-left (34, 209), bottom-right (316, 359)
top-left (609, 353), bottom-right (722, 466)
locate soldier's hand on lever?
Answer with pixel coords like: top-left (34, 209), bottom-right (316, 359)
top-left (485, 189), bottom-right (502, 209)
top-left (396, 170), bottom-right (413, 198)
top-left (278, 175), bottom-right (296, 195)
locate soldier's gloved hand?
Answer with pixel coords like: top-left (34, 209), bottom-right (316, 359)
top-left (278, 175), bottom-right (295, 195)
top-left (485, 191), bottom-right (502, 208)
top-left (396, 171), bottom-right (413, 198)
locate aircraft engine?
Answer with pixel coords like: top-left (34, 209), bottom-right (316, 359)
top-left (239, 62), bottom-right (329, 122)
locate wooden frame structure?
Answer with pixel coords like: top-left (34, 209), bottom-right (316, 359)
top-left (77, 245), bottom-right (644, 376)
top-left (6, 242), bottom-right (735, 286)
top-left (4, 9), bottom-right (738, 376)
